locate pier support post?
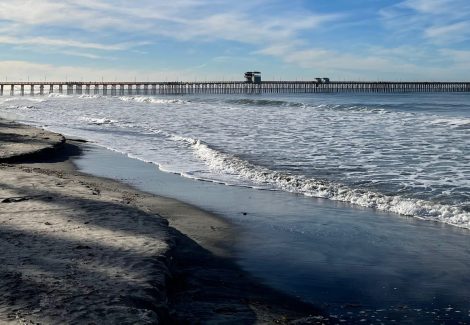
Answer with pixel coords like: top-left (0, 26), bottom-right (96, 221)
top-left (0, 81), bottom-right (469, 97)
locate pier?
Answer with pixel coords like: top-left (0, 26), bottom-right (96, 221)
top-left (1, 81), bottom-right (470, 96)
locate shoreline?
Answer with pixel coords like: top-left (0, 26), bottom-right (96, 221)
top-left (0, 120), bottom-right (324, 323)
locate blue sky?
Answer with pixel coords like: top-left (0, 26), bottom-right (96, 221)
top-left (0, 0), bottom-right (469, 81)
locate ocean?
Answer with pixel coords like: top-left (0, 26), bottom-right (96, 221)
top-left (1, 92), bottom-right (470, 322)
top-left (0, 92), bottom-right (468, 228)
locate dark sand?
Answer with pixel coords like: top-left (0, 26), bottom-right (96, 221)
top-left (0, 120), bottom-right (326, 324)
top-left (75, 134), bottom-right (470, 324)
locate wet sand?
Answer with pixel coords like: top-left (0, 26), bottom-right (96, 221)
top-left (0, 120), bottom-right (325, 324)
top-left (75, 137), bottom-right (470, 324)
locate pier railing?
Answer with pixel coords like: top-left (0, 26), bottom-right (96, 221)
top-left (1, 81), bottom-right (469, 96)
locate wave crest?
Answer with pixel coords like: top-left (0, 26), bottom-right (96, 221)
top-left (119, 96), bottom-right (188, 104)
top-left (430, 118), bottom-right (470, 129)
top-left (226, 98), bottom-right (305, 107)
top-left (80, 117), bottom-right (117, 125)
top-left (172, 136), bottom-right (470, 229)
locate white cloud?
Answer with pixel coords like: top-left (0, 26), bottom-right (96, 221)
top-left (0, 1), bottom-right (468, 80)
top-left (0, 0), bottom-right (339, 48)
top-left (424, 21), bottom-right (470, 43)
top-left (439, 49), bottom-right (470, 67)
top-left (0, 60), bottom-right (232, 82)
top-left (257, 43), bottom-right (470, 81)
top-left (0, 36), bottom-right (129, 51)
top-left (380, 0), bottom-right (470, 44)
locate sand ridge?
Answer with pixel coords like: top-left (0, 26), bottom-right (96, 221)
top-left (0, 120), bottom-right (65, 162)
top-left (0, 123), bottom-right (173, 323)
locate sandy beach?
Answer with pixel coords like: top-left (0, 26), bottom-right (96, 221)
top-left (0, 119), bottom-right (323, 324)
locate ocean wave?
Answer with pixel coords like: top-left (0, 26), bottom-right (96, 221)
top-left (171, 136), bottom-right (470, 229)
top-left (324, 103), bottom-right (402, 115)
top-left (17, 105), bottom-right (39, 110)
top-left (80, 116), bottom-right (117, 125)
top-left (429, 118), bottom-right (470, 129)
top-left (47, 93), bottom-right (71, 98)
top-left (226, 98), bottom-right (305, 107)
top-left (78, 94), bottom-right (104, 99)
top-left (0, 97), bottom-right (46, 103)
top-left (119, 96), bottom-right (188, 104)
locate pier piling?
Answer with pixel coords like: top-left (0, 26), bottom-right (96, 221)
top-left (0, 81), bottom-right (469, 96)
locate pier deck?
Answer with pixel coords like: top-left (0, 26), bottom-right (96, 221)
top-left (1, 81), bottom-right (469, 96)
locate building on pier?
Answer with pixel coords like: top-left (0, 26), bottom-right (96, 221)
top-left (244, 71), bottom-right (261, 84)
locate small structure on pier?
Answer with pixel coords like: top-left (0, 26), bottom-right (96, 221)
top-left (315, 77), bottom-right (330, 84)
top-left (245, 71), bottom-right (261, 84)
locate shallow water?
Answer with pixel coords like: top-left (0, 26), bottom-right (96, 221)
top-left (0, 92), bottom-right (468, 228)
top-left (75, 144), bottom-right (470, 324)
top-left (1, 92), bottom-right (469, 322)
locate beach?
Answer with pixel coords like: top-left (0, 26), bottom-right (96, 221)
top-left (1, 92), bottom-right (469, 323)
top-left (0, 119), bottom-right (324, 324)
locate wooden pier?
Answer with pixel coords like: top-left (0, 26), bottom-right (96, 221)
top-left (1, 81), bottom-right (469, 96)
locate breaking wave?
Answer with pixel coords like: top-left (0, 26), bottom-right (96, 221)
top-left (119, 96), bottom-right (188, 105)
top-left (430, 117), bottom-right (470, 129)
top-left (226, 98), bottom-right (305, 107)
top-left (47, 93), bottom-right (71, 98)
top-left (224, 99), bottom-right (409, 115)
top-left (170, 135), bottom-right (470, 229)
top-left (80, 117), bottom-right (117, 125)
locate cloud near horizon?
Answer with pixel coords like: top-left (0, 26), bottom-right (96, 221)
top-left (0, 0), bottom-right (469, 81)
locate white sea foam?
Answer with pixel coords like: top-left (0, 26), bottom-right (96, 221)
top-left (0, 97), bottom-right (46, 103)
top-left (78, 94), bottom-right (103, 99)
top-left (430, 117), bottom-right (470, 129)
top-left (0, 93), bottom-right (468, 230)
top-left (80, 116), bottom-right (117, 125)
top-left (182, 138), bottom-right (470, 228)
top-left (47, 93), bottom-right (70, 98)
top-left (119, 96), bottom-right (188, 104)
top-left (225, 98), bottom-right (305, 107)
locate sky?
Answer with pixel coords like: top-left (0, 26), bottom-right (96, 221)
top-left (0, 0), bottom-right (469, 81)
